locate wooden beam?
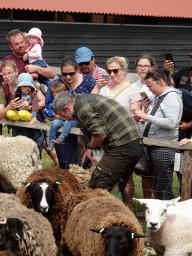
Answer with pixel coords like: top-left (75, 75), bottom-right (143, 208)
top-left (181, 150), bottom-right (192, 201)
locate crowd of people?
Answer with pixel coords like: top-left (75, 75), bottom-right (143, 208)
top-left (0, 27), bottom-right (192, 210)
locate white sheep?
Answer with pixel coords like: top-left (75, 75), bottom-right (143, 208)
top-left (0, 135), bottom-right (42, 189)
top-left (0, 192), bottom-right (57, 255)
top-left (133, 197), bottom-right (192, 256)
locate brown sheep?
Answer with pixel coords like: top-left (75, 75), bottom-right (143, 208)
top-left (63, 189), bottom-right (145, 256)
top-left (16, 167), bottom-right (83, 250)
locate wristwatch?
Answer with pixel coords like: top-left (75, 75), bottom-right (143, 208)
top-left (87, 143), bottom-right (94, 149)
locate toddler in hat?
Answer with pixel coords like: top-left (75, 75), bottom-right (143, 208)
top-left (23, 27), bottom-right (51, 88)
top-left (7, 73), bottom-right (39, 125)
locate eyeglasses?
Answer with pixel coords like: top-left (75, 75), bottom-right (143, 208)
top-left (137, 65), bottom-right (151, 69)
top-left (62, 72), bottom-right (76, 77)
top-left (78, 61), bottom-right (90, 66)
top-left (106, 67), bottom-right (124, 75)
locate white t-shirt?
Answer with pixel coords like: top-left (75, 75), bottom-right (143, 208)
top-left (100, 82), bottom-right (142, 111)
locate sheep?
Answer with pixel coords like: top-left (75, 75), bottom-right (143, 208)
top-left (0, 192), bottom-right (57, 255)
top-left (63, 189), bottom-right (145, 256)
top-left (133, 197), bottom-right (192, 256)
top-left (16, 167), bottom-right (83, 248)
top-left (69, 163), bottom-right (93, 189)
top-left (0, 135), bottom-right (42, 189)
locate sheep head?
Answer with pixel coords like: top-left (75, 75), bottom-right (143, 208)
top-left (91, 226), bottom-right (145, 256)
top-left (133, 197), bottom-right (180, 232)
top-left (0, 218), bottom-right (23, 252)
top-left (22, 176), bottom-right (63, 215)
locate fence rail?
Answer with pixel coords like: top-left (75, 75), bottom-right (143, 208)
top-left (0, 120), bottom-right (192, 201)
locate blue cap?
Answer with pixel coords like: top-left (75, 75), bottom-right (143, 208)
top-left (17, 73), bottom-right (36, 91)
top-left (75, 47), bottom-right (94, 64)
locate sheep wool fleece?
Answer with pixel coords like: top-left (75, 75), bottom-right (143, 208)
top-left (0, 135), bottom-right (42, 189)
top-left (0, 193), bottom-right (57, 256)
top-left (64, 189), bottom-right (144, 256)
top-left (16, 167), bottom-right (83, 246)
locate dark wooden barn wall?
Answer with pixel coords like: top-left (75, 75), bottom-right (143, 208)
top-left (1, 20), bottom-right (192, 72)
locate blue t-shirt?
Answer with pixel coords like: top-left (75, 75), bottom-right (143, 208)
top-left (44, 73), bottom-right (97, 117)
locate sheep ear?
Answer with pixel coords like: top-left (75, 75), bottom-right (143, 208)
top-left (90, 228), bottom-right (106, 234)
top-left (132, 198), bottom-right (149, 205)
top-left (6, 218), bottom-right (23, 241)
top-left (21, 182), bottom-right (34, 189)
top-left (52, 176), bottom-right (62, 188)
top-left (163, 197), bottom-right (181, 207)
top-left (126, 230), bottom-right (146, 239)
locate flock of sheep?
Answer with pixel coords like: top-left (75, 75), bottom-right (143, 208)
top-left (0, 135), bottom-right (192, 255)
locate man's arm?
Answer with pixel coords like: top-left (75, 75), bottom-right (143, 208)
top-left (89, 135), bottom-right (107, 148)
top-left (25, 64), bottom-right (55, 79)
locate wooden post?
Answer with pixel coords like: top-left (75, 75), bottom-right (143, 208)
top-left (181, 150), bottom-right (192, 201)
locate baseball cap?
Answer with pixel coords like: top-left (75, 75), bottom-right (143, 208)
top-left (75, 47), bottom-right (94, 64)
top-left (17, 73), bottom-right (36, 91)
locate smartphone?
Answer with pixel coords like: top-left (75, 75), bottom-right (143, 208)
top-left (165, 53), bottom-right (175, 66)
top-left (16, 91), bottom-right (22, 100)
top-left (140, 92), bottom-right (149, 100)
top-left (81, 157), bottom-right (91, 169)
top-left (102, 74), bottom-right (109, 82)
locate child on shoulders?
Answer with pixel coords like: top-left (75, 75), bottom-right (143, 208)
top-left (23, 27), bottom-right (51, 88)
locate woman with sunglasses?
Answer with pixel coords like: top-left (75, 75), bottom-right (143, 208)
top-left (45, 56), bottom-right (97, 169)
top-left (93, 56), bottom-right (142, 210)
top-left (47, 56), bottom-right (97, 96)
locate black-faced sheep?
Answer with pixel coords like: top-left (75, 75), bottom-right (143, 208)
top-left (16, 167), bottom-right (83, 248)
top-left (0, 135), bottom-right (42, 189)
top-left (63, 189), bottom-right (145, 256)
top-left (0, 193), bottom-right (57, 256)
top-left (133, 197), bottom-right (192, 256)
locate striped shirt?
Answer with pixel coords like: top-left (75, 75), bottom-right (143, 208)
top-left (74, 93), bottom-right (142, 147)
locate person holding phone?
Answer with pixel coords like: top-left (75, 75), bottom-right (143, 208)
top-left (164, 53), bottom-right (192, 140)
top-left (94, 56), bottom-right (142, 210)
top-left (0, 60), bottom-right (45, 156)
top-left (7, 73), bottom-right (39, 125)
top-left (132, 54), bottom-right (157, 216)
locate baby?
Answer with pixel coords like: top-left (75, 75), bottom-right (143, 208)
top-left (23, 27), bottom-right (51, 88)
top-left (7, 73), bottom-right (39, 125)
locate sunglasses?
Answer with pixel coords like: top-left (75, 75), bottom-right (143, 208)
top-left (62, 72), bottom-right (76, 77)
top-left (106, 67), bottom-right (124, 75)
top-left (78, 61), bottom-right (90, 66)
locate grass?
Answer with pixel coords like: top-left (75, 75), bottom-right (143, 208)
top-left (1, 125), bottom-right (180, 234)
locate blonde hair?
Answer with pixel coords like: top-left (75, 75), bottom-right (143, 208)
top-left (1, 60), bottom-right (18, 72)
top-left (106, 56), bottom-right (128, 70)
top-left (50, 82), bottom-right (66, 94)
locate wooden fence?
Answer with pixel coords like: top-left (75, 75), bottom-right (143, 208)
top-left (0, 120), bottom-right (192, 201)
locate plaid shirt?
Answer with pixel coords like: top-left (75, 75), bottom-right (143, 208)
top-left (74, 94), bottom-right (142, 147)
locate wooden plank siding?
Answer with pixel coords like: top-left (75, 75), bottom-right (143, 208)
top-left (0, 20), bottom-right (192, 72)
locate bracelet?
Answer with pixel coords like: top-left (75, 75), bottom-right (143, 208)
top-left (87, 144), bottom-right (94, 149)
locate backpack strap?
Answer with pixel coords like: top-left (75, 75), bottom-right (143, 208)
top-left (143, 92), bottom-right (171, 137)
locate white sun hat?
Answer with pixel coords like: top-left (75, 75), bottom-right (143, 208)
top-left (27, 27), bottom-right (44, 47)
